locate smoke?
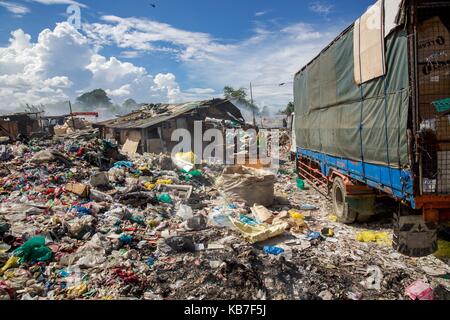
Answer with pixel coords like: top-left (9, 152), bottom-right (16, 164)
top-left (228, 99), bottom-right (286, 127)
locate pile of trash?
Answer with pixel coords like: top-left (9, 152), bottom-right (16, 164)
top-left (54, 118), bottom-right (91, 136)
top-left (1, 130), bottom-right (450, 300)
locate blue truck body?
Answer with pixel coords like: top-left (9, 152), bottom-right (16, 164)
top-left (297, 147), bottom-right (416, 208)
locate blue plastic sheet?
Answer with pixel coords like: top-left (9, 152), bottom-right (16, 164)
top-left (239, 215), bottom-right (259, 226)
top-left (263, 246), bottom-right (285, 255)
top-left (113, 161), bottom-right (133, 169)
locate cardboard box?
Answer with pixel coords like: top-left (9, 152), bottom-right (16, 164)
top-left (66, 183), bottom-right (90, 198)
top-left (417, 16), bottom-right (450, 97)
top-left (417, 16), bottom-right (450, 63)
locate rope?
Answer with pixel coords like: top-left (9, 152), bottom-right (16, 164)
top-left (357, 19), bottom-right (366, 177)
top-left (383, 75), bottom-right (394, 189)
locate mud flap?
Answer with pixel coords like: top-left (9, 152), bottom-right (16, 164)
top-left (393, 213), bottom-right (438, 257)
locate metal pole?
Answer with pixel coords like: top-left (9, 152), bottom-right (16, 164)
top-left (68, 100), bottom-right (76, 129)
top-left (250, 82), bottom-right (256, 127)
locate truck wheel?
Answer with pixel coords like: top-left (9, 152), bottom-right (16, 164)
top-left (331, 177), bottom-right (356, 224)
top-left (393, 205), bottom-right (438, 257)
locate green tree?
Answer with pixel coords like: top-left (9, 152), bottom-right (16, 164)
top-left (223, 86), bottom-right (257, 110)
top-left (224, 86), bottom-right (247, 101)
top-left (76, 89), bottom-right (112, 109)
top-left (282, 101), bottom-right (295, 115)
top-left (123, 98), bottom-right (138, 109)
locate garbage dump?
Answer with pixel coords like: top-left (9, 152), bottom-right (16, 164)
top-left (0, 127), bottom-right (449, 301)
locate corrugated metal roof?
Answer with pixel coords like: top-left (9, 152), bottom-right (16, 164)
top-left (96, 101), bottom-right (205, 129)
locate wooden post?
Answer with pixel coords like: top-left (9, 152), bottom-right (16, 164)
top-left (68, 101), bottom-right (76, 129)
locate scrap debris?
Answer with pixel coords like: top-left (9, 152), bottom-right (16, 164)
top-left (0, 128), bottom-right (449, 301)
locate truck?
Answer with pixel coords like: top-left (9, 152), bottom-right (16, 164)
top-left (293, 0), bottom-right (450, 257)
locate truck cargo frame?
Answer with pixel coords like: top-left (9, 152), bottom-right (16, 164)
top-left (295, 0), bottom-right (450, 224)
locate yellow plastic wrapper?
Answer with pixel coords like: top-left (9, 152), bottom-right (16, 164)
top-left (356, 231), bottom-right (391, 245)
top-left (328, 215), bottom-right (338, 222)
top-left (156, 179), bottom-right (173, 185)
top-left (231, 219), bottom-right (288, 244)
top-left (67, 283), bottom-right (88, 299)
top-left (289, 210), bottom-right (305, 220)
top-left (0, 256), bottom-right (20, 276)
top-left (144, 182), bottom-right (156, 190)
top-left (322, 228), bottom-right (335, 237)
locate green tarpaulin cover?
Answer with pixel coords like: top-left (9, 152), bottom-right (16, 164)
top-left (294, 29), bottom-right (409, 168)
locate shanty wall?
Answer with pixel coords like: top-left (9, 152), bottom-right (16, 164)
top-left (0, 120), bottom-right (19, 137)
top-left (101, 101), bottom-right (244, 155)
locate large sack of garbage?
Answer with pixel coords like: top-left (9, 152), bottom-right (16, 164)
top-left (54, 118), bottom-right (89, 136)
top-left (216, 166), bottom-right (275, 206)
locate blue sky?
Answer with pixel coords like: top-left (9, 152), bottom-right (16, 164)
top-left (0, 0), bottom-right (374, 113)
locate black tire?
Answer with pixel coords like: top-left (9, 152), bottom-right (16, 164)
top-left (331, 177), bottom-right (357, 224)
top-left (393, 204), bottom-right (438, 257)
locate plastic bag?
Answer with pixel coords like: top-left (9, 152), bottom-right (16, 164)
top-left (289, 210), bottom-right (305, 220)
top-left (157, 193), bottom-right (173, 204)
top-left (208, 209), bottom-right (234, 228)
top-left (0, 256), bottom-right (19, 276)
top-left (13, 236), bottom-right (53, 263)
top-left (356, 231), bottom-right (390, 245)
top-left (299, 204), bottom-right (319, 211)
top-left (263, 246), bottom-right (285, 255)
top-left (239, 214), bottom-right (259, 226)
top-left (113, 161), bottom-right (133, 169)
top-left (176, 204), bottom-right (193, 220)
top-left (183, 169), bottom-right (203, 182)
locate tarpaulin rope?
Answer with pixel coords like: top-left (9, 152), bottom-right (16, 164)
top-left (383, 75), bottom-right (394, 189)
top-left (357, 21), bottom-right (366, 177)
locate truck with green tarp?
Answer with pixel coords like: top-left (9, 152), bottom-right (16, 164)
top-left (294, 0), bottom-right (450, 256)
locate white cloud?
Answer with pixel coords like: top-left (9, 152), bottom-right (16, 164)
top-left (30, 0), bottom-right (87, 8)
top-left (0, 22), bottom-right (213, 112)
top-left (119, 50), bottom-right (141, 59)
top-left (0, 1), bottom-right (30, 17)
top-left (181, 22), bottom-right (338, 108)
top-left (0, 12), bottom-right (343, 114)
top-left (309, 1), bottom-right (334, 16)
top-left (255, 11), bottom-right (267, 17)
top-left (83, 15), bottom-right (235, 62)
top-left (82, 16), bottom-right (341, 109)
top-left (185, 88), bottom-right (215, 94)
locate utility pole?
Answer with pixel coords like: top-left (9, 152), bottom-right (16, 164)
top-left (250, 82), bottom-right (256, 127)
top-left (68, 100), bottom-right (76, 129)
